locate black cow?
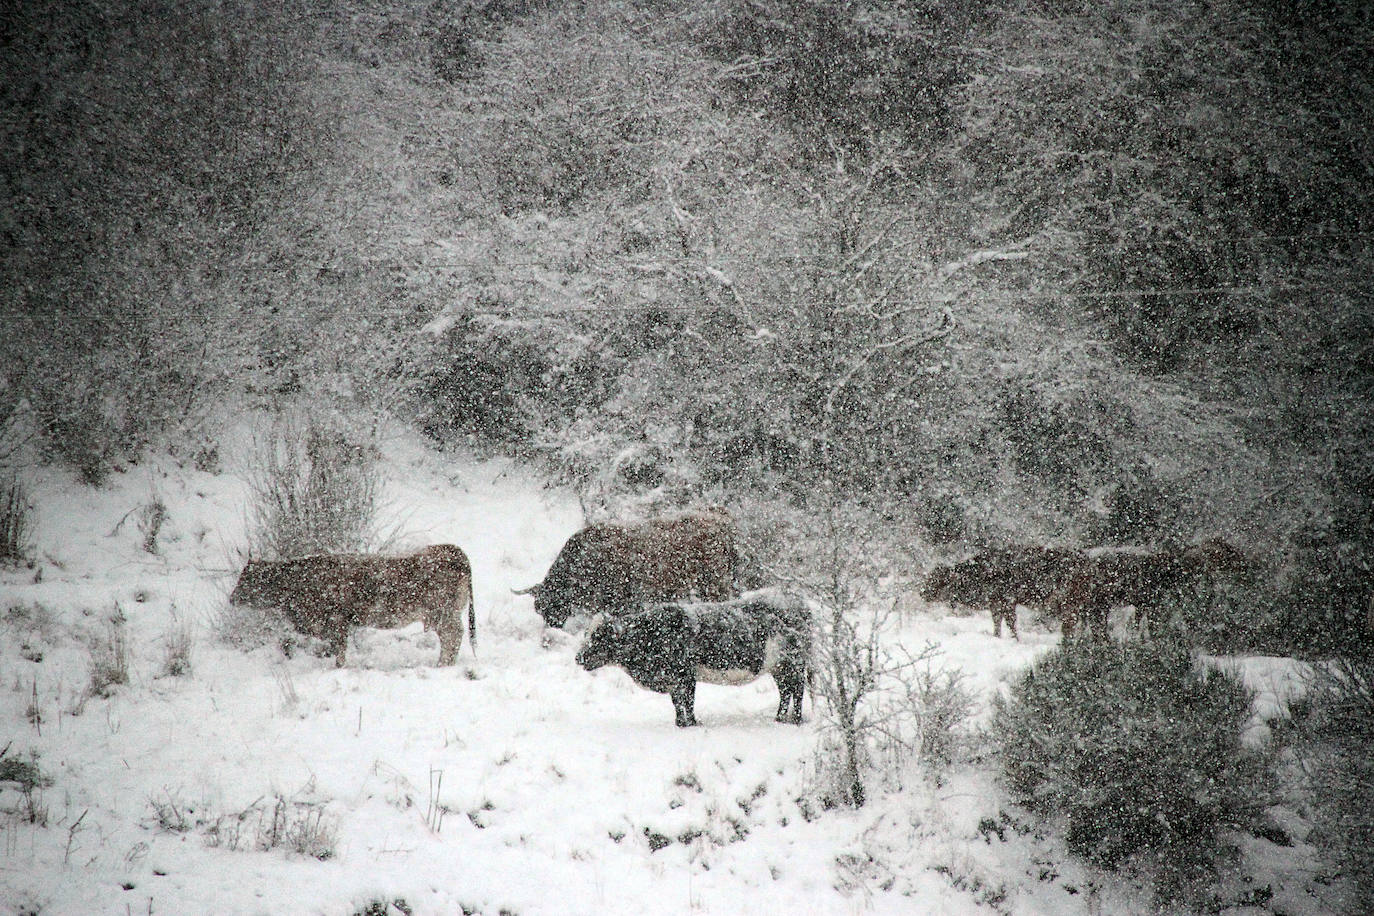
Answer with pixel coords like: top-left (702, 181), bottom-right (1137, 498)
top-left (574, 588), bottom-right (811, 727)
top-left (515, 509), bottom-right (738, 629)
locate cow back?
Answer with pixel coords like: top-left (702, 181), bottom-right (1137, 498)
top-left (369, 544), bottom-right (472, 630)
top-left (686, 588), bottom-right (812, 677)
top-left (924, 545), bottom-right (1086, 607)
top-left (538, 510), bottom-right (738, 626)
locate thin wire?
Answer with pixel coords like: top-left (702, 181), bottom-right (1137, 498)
top-left (0, 282), bottom-right (1361, 324)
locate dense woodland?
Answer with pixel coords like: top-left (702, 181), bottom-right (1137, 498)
top-left (2, 0), bottom-right (1371, 652)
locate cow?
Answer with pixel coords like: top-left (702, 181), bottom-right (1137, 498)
top-left (514, 509), bottom-right (739, 629)
top-left (921, 545), bottom-right (1088, 639)
top-left (1052, 538), bottom-right (1249, 639)
top-left (229, 544), bottom-right (474, 666)
top-left (574, 588), bottom-right (812, 727)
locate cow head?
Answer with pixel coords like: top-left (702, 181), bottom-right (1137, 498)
top-left (920, 566), bottom-right (954, 603)
top-left (574, 614), bottom-right (624, 671)
top-left (229, 560), bottom-right (278, 608)
top-left (1185, 537), bottom-right (1249, 572)
top-left (512, 580), bottom-right (576, 629)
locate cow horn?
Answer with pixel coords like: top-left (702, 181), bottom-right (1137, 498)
top-left (511, 583), bottom-right (543, 597)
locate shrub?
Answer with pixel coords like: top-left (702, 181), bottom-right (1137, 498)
top-left (353, 899), bottom-right (413, 916)
top-left (244, 413), bottom-right (382, 560)
top-left (204, 793), bottom-right (337, 860)
top-left (859, 659), bottom-right (978, 790)
top-left (211, 594), bottom-right (286, 652)
top-left (259, 795), bottom-right (336, 860)
top-left (901, 664), bottom-right (977, 779)
top-left (1, 475), bottom-right (32, 565)
top-left (1294, 655), bottom-right (1374, 913)
top-left (993, 638), bottom-right (1272, 901)
top-left (147, 789), bottom-right (197, 833)
top-left (0, 743), bottom-right (53, 826)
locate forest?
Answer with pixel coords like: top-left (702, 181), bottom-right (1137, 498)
top-left (4, 0), bottom-right (1370, 650)
top-left (1, 1), bottom-right (1372, 912)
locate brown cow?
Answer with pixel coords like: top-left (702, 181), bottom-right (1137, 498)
top-left (1053, 538), bottom-right (1248, 639)
top-left (922, 545), bottom-right (1088, 639)
top-left (229, 544), bottom-right (474, 666)
top-left (514, 509), bottom-right (739, 629)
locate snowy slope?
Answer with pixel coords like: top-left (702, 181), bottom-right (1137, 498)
top-left (0, 429), bottom-right (1337, 916)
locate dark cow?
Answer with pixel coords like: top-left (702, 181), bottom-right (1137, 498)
top-left (574, 588), bottom-right (811, 727)
top-left (229, 544), bottom-right (474, 666)
top-left (515, 509), bottom-right (739, 629)
top-left (1053, 537), bottom-right (1249, 638)
top-left (922, 545), bottom-right (1088, 638)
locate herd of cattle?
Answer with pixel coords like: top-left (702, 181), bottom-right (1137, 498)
top-left (229, 509), bottom-right (1248, 726)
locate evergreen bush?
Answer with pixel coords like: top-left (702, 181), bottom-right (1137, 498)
top-left (1294, 654), bottom-right (1374, 913)
top-left (993, 638), bottom-right (1272, 899)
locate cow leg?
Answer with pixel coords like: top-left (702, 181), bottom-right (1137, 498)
top-left (1136, 603), bottom-right (1152, 640)
top-left (330, 627), bottom-right (348, 667)
top-left (1088, 601), bottom-right (1110, 639)
top-left (1059, 602), bottom-right (1077, 639)
top-left (773, 663), bottom-right (804, 724)
top-left (671, 680), bottom-right (698, 728)
top-left (435, 610), bottom-right (460, 666)
top-left (992, 600), bottom-right (1017, 640)
top-left (437, 638), bottom-right (458, 666)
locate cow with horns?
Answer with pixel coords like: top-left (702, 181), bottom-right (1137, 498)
top-left (514, 509), bottom-right (740, 629)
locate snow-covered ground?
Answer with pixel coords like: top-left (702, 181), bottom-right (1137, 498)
top-left (0, 428), bottom-right (1340, 915)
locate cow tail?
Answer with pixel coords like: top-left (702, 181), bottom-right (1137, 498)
top-left (805, 619), bottom-right (819, 717)
top-left (467, 592), bottom-right (478, 659)
top-left (806, 663), bottom-right (817, 716)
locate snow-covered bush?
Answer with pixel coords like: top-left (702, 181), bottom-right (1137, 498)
top-left (884, 663), bottom-right (977, 783)
top-left (1274, 512), bottom-right (1374, 657)
top-left (993, 638), bottom-right (1273, 902)
top-left (244, 414), bottom-right (382, 560)
top-left (203, 793), bottom-right (337, 861)
top-left (0, 744), bottom-right (52, 826)
top-left (1293, 655), bottom-right (1374, 913)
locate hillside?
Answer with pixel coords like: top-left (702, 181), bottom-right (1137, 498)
top-left (4, 2), bottom-right (1370, 603)
top-left (0, 426), bottom-right (1333, 915)
top-left (2, 1), bottom-right (1372, 911)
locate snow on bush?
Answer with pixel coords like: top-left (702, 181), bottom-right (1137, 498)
top-left (243, 412), bottom-right (384, 560)
top-left (993, 637), bottom-right (1274, 902)
top-left (1294, 654), bottom-right (1374, 914)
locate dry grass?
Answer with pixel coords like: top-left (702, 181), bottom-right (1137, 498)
top-left (205, 793), bottom-right (338, 860)
top-left (86, 612), bottom-right (131, 699)
top-left (160, 613), bottom-right (194, 678)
